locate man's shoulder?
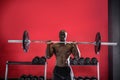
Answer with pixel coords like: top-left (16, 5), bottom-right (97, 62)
top-left (66, 43), bottom-right (74, 46)
top-left (52, 43), bottom-right (59, 47)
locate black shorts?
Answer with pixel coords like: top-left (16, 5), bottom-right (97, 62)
top-left (52, 66), bottom-right (71, 80)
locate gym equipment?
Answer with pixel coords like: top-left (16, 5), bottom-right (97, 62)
top-left (32, 56), bottom-right (46, 64)
top-left (77, 76), bottom-right (84, 80)
top-left (26, 74), bottom-right (33, 80)
top-left (40, 56), bottom-right (46, 64)
top-left (19, 75), bottom-right (38, 80)
top-left (73, 76), bottom-right (77, 80)
top-left (39, 76), bottom-right (44, 80)
top-left (95, 32), bottom-right (101, 54)
top-left (23, 31), bottom-right (30, 52)
top-left (91, 57), bottom-right (98, 65)
top-left (8, 30), bottom-right (118, 53)
top-left (32, 76), bottom-right (38, 80)
top-left (84, 57), bottom-right (91, 65)
top-left (84, 77), bottom-right (90, 80)
top-left (19, 74), bottom-right (27, 80)
top-left (91, 77), bottom-right (97, 80)
top-left (70, 60), bottom-right (100, 80)
top-left (5, 61), bottom-right (47, 80)
top-left (32, 56), bottom-right (40, 64)
top-left (70, 57), bottom-right (74, 65)
top-left (72, 58), bottom-right (78, 65)
top-left (78, 57), bottom-right (84, 65)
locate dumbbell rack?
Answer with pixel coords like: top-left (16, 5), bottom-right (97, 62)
top-left (71, 62), bottom-right (100, 80)
top-left (5, 61), bottom-right (47, 80)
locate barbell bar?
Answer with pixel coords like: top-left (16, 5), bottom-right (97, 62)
top-left (8, 40), bottom-right (117, 45)
top-left (8, 40), bottom-right (95, 44)
top-left (8, 31), bottom-right (118, 54)
top-left (8, 40), bottom-right (117, 46)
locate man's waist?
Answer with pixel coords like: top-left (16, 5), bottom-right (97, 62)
top-left (56, 62), bottom-right (70, 67)
top-left (54, 65), bottom-right (71, 74)
top-left (55, 65), bottom-right (70, 68)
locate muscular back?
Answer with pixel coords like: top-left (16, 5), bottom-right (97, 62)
top-left (46, 43), bottom-right (80, 67)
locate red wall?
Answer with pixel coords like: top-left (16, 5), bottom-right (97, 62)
top-left (0, 0), bottom-right (108, 80)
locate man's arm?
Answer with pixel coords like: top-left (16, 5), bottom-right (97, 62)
top-left (46, 42), bottom-right (54, 59)
top-left (71, 43), bottom-right (80, 60)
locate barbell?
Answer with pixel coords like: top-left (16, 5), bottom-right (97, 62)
top-left (8, 30), bottom-right (117, 54)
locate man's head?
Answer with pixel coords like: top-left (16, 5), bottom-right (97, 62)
top-left (59, 30), bottom-right (67, 41)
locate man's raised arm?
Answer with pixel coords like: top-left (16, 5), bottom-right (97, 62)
top-left (46, 41), bottom-right (54, 59)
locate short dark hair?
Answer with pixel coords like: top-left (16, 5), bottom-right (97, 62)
top-left (59, 30), bottom-right (66, 34)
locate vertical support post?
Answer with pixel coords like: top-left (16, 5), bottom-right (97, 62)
top-left (97, 62), bottom-right (100, 80)
top-left (44, 62), bottom-right (47, 80)
top-left (5, 61), bottom-right (8, 80)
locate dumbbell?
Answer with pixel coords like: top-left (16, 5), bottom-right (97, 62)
top-left (84, 57), bottom-right (91, 65)
top-left (77, 76), bottom-right (84, 80)
top-left (19, 74), bottom-right (27, 80)
top-left (91, 77), bottom-right (97, 80)
top-left (39, 56), bottom-right (46, 64)
top-left (78, 57), bottom-right (84, 65)
top-left (70, 57), bottom-right (74, 65)
top-left (26, 74), bottom-right (33, 80)
top-left (39, 76), bottom-right (44, 80)
top-left (32, 56), bottom-right (40, 64)
top-left (91, 57), bottom-right (98, 65)
top-left (84, 77), bottom-right (90, 80)
top-left (73, 58), bottom-right (78, 65)
top-left (32, 76), bottom-right (38, 80)
top-left (73, 76), bottom-right (77, 80)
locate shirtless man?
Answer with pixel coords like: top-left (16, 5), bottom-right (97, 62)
top-left (46, 30), bottom-right (80, 80)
